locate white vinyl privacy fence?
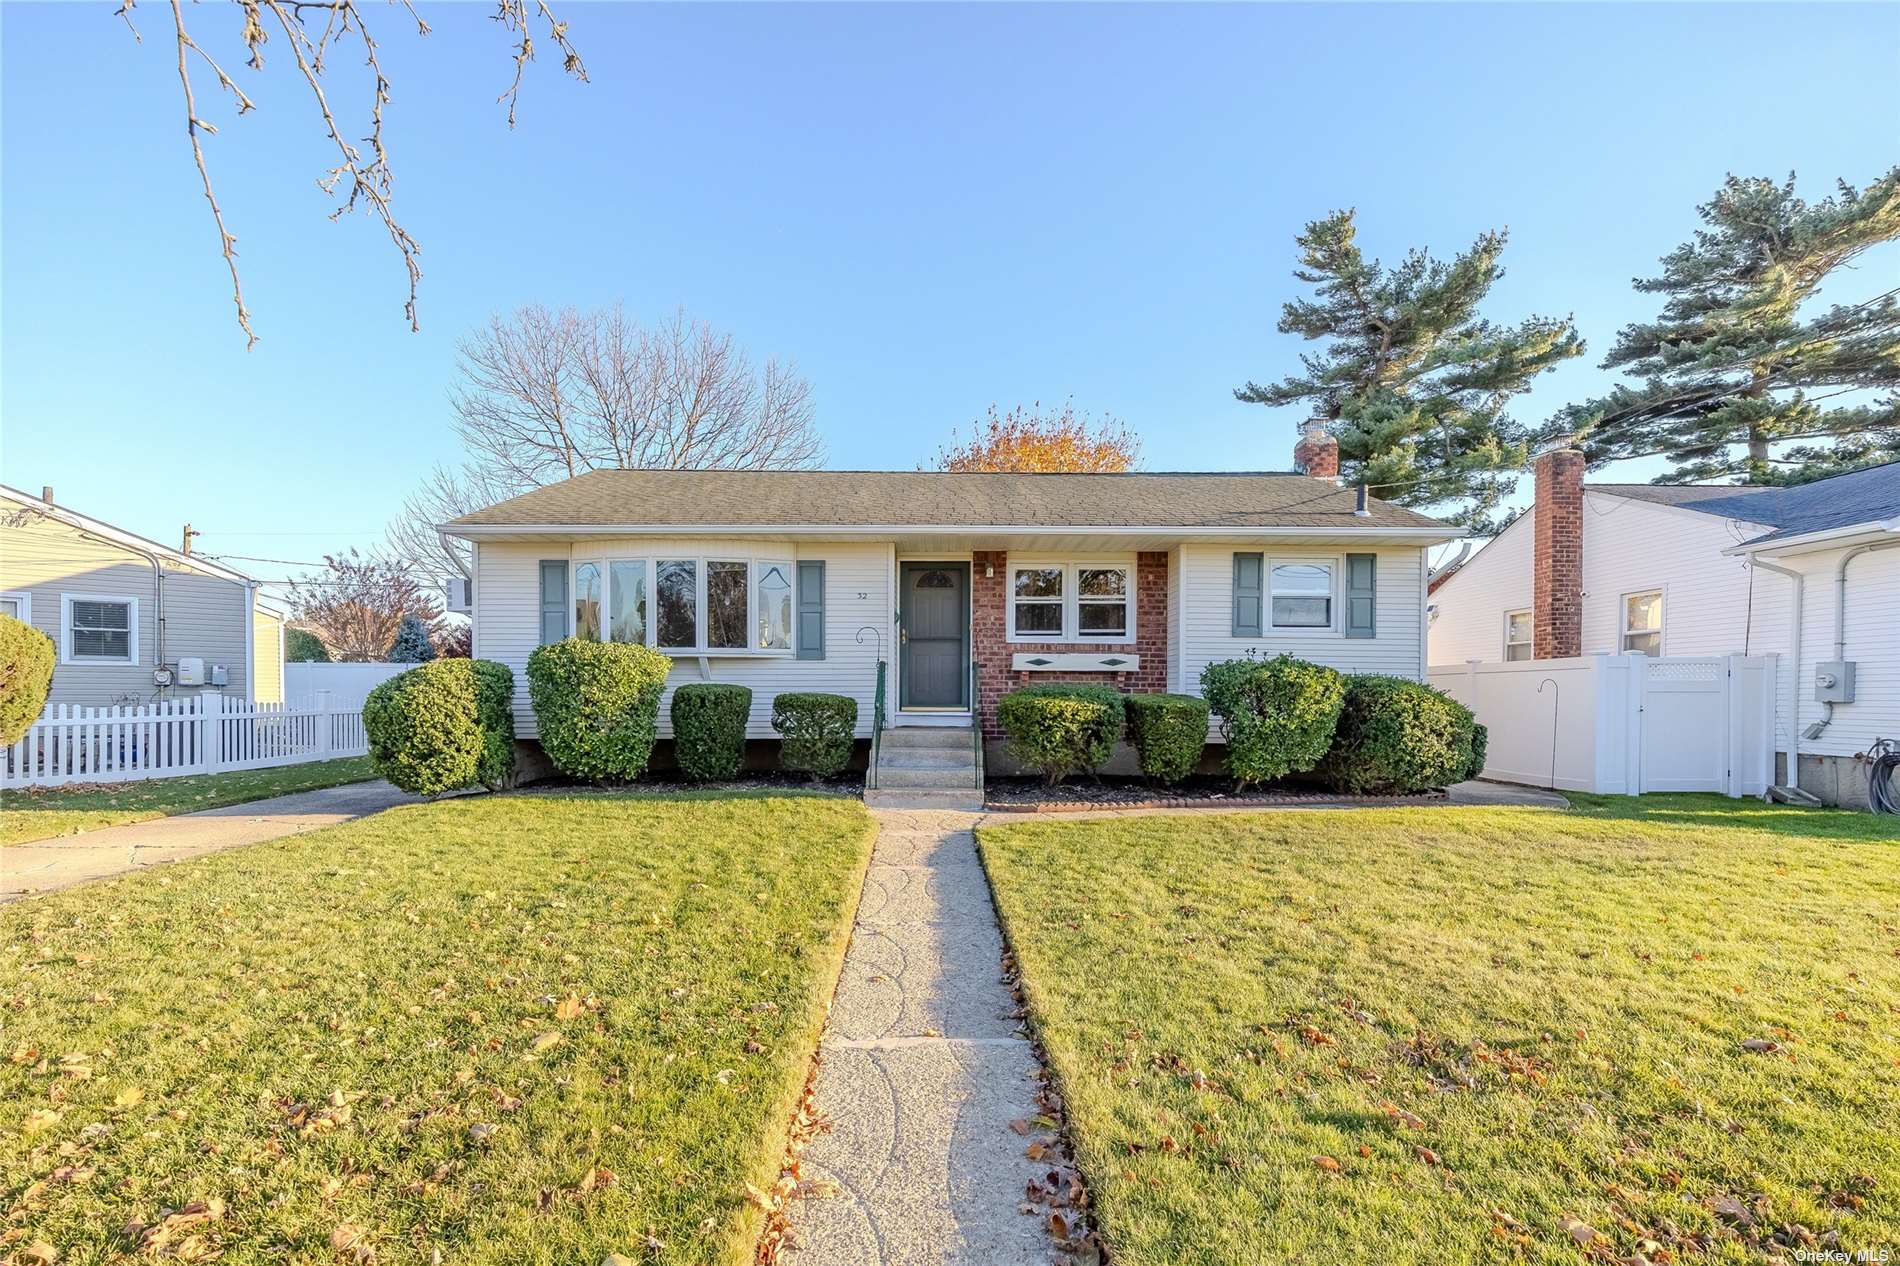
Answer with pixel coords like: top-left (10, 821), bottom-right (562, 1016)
top-left (2, 694), bottom-right (370, 789)
top-left (285, 662), bottom-right (412, 711)
top-left (1429, 653), bottom-right (1777, 797)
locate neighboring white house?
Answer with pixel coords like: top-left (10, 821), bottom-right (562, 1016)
top-left (1429, 453), bottom-right (1900, 806)
top-left (0, 483), bottom-right (289, 710)
top-left (440, 431), bottom-right (1463, 776)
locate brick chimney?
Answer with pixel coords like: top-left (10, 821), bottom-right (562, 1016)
top-left (1293, 419), bottom-right (1339, 480)
top-left (1532, 447), bottom-right (1585, 658)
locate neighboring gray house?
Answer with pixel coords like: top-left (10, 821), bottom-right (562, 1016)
top-left (0, 484), bottom-right (289, 710)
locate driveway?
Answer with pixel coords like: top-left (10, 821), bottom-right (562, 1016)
top-left (1, 780), bottom-right (418, 903)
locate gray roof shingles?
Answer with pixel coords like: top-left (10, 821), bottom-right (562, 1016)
top-left (1591, 460), bottom-right (1900, 545)
top-left (447, 469), bottom-right (1451, 531)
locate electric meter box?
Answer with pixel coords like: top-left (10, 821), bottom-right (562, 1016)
top-left (1814, 661), bottom-right (1856, 703)
top-left (209, 664), bottom-right (229, 687)
top-left (176, 657), bottom-right (206, 686)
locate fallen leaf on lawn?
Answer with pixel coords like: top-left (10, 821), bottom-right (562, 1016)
top-left (553, 995), bottom-right (585, 1020)
top-left (1560, 1217), bottom-right (1602, 1246)
top-left (1739, 1038), bottom-right (1781, 1055)
top-left (1415, 1146), bottom-right (1443, 1166)
top-left (1026, 1140), bottom-right (1050, 1161)
top-left (575, 1166), bottom-right (617, 1194)
top-left (743, 1182), bottom-right (773, 1210)
top-left (22, 1109), bottom-right (61, 1135)
top-left (529, 1032), bottom-right (562, 1055)
top-left (467, 1123), bottom-right (497, 1144)
top-left (1313, 1155), bottom-right (1341, 1172)
top-left (114, 1087), bottom-right (145, 1108)
top-left (1379, 1099), bottom-right (1427, 1130)
top-left (715, 1068), bottom-right (736, 1084)
top-left (601, 1256), bottom-right (637, 1266)
top-left (1299, 1025), bottom-right (1336, 1047)
top-left (20, 1241), bottom-right (57, 1264)
top-left (1009, 1118), bottom-right (1032, 1135)
top-left (1712, 1194), bottom-right (1755, 1227)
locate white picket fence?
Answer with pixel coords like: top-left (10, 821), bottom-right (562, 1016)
top-left (1, 693), bottom-right (370, 789)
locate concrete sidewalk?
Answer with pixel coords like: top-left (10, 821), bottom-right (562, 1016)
top-left (1, 780), bottom-right (417, 903)
top-left (785, 808), bottom-right (1049, 1266)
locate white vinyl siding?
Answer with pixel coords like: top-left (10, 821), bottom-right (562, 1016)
top-left (1427, 512), bottom-right (1534, 665)
top-left (1179, 543), bottom-right (1427, 693)
top-left (475, 538), bottom-right (890, 739)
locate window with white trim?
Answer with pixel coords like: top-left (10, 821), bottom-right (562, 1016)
top-left (1006, 561), bottom-right (1135, 643)
top-left (1504, 609), bottom-right (1533, 661)
top-left (0, 592), bottom-right (29, 624)
top-left (585, 556), bottom-right (796, 655)
top-left (1621, 590), bottom-right (1663, 657)
top-left (1269, 561), bottom-right (1334, 629)
top-left (62, 593), bottom-right (138, 664)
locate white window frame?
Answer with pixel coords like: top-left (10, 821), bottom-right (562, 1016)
top-left (0, 591), bottom-right (30, 624)
top-left (1266, 555), bottom-right (1341, 634)
top-left (1005, 558), bottom-right (1137, 645)
top-left (576, 556), bottom-right (796, 657)
top-left (1620, 587), bottom-right (1665, 657)
top-left (61, 592), bottom-right (139, 666)
top-left (1503, 608), bottom-right (1533, 661)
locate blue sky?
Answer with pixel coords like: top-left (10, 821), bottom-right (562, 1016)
top-left (3, 2), bottom-right (1895, 592)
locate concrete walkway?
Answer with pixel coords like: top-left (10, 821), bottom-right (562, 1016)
top-left (1, 780), bottom-right (417, 903)
top-left (786, 807), bottom-right (1048, 1266)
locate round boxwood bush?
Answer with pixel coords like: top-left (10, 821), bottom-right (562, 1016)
top-left (528, 638), bottom-right (673, 782)
top-left (996, 683), bottom-right (1126, 786)
top-left (671, 682), bottom-right (752, 781)
top-left (1124, 692), bottom-right (1210, 786)
top-left (286, 628), bottom-right (330, 663)
top-left (1199, 654), bottom-right (1345, 789)
top-left (1316, 674), bottom-right (1483, 794)
top-left (363, 658), bottom-right (516, 795)
top-left (772, 692), bottom-right (858, 780)
top-left (0, 614), bottom-right (55, 747)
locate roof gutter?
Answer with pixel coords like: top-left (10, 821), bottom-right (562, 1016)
top-left (1722, 517), bottom-right (1900, 557)
top-left (438, 522), bottom-right (1465, 542)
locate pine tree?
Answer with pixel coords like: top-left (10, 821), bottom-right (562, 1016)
top-left (1236, 210), bottom-right (1584, 532)
top-left (1551, 169), bottom-right (1900, 483)
top-left (388, 615), bottom-right (437, 664)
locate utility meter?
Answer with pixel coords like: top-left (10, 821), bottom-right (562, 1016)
top-left (1815, 661), bottom-right (1857, 703)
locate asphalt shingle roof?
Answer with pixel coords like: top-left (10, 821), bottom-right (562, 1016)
top-left (447, 469), bottom-right (1450, 531)
top-left (1592, 461), bottom-right (1900, 545)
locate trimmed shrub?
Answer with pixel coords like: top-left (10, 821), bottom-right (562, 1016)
top-left (1199, 654), bottom-right (1345, 789)
top-left (1316, 674), bottom-right (1483, 794)
top-left (1124, 692), bottom-right (1210, 786)
top-left (363, 658), bottom-right (516, 795)
top-left (0, 615), bottom-right (55, 748)
top-left (528, 638), bottom-right (673, 782)
top-left (1461, 722), bottom-right (1490, 783)
top-left (772, 693), bottom-right (857, 780)
top-left (672, 683), bottom-right (752, 781)
top-left (286, 628), bottom-right (330, 663)
top-left (996, 683), bottom-right (1126, 785)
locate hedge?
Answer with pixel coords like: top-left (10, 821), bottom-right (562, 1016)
top-left (1462, 722), bottom-right (1490, 783)
top-left (527, 638), bottom-right (673, 782)
top-left (671, 683), bottom-right (752, 781)
top-left (1316, 674), bottom-right (1483, 794)
top-left (996, 683), bottom-right (1126, 785)
top-left (363, 658), bottom-right (516, 795)
top-left (1199, 654), bottom-right (1345, 789)
top-left (772, 693), bottom-right (857, 780)
top-left (1123, 692), bottom-right (1210, 785)
top-left (0, 615), bottom-right (55, 748)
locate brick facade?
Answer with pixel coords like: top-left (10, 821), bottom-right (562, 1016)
top-left (1532, 447), bottom-right (1585, 659)
top-left (971, 550), bottom-right (1170, 737)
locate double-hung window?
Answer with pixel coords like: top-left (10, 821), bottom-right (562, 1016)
top-left (63, 593), bottom-right (138, 664)
top-left (1621, 590), bottom-right (1663, 656)
top-left (578, 556), bottom-right (795, 655)
top-left (1504, 609), bottom-right (1533, 661)
top-left (0, 592), bottom-right (29, 623)
top-left (1269, 561), bottom-right (1334, 629)
top-left (1007, 561), bottom-right (1135, 643)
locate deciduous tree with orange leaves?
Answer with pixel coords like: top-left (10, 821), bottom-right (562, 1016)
top-left (931, 402), bottom-right (1141, 473)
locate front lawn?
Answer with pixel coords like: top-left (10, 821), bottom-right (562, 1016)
top-left (980, 796), bottom-right (1900, 1265)
top-left (0, 756), bottom-right (379, 847)
top-left (1, 792), bottom-right (875, 1265)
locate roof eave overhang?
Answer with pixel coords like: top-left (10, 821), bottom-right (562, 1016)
top-left (1722, 518), bottom-right (1900, 558)
top-left (439, 521), bottom-right (1465, 543)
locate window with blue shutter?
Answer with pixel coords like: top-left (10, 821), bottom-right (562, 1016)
top-left (1344, 553), bottom-right (1377, 639)
top-left (796, 560), bottom-right (826, 660)
top-left (539, 561), bottom-right (568, 645)
top-left (1232, 552), bottom-right (1263, 637)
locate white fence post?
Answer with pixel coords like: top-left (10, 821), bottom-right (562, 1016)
top-left (204, 693), bottom-right (226, 774)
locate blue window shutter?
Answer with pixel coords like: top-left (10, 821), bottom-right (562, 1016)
top-left (796, 560), bottom-right (826, 660)
top-left (1232, 553), bottom-right (1263, 637)
top-left (539, 561), bottom-right (568, 645)
top-left (1345, 553), bottom-right (1377, 638)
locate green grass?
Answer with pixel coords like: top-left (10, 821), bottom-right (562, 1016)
top-left (979, 795), bottom-right (1900, 1265)
top-left (1, 792), bottom-right (875, 1265)
top-left (0, 756), bottom-right (379, 846)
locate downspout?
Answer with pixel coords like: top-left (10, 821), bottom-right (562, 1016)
top-left (1747, 556), bottom-right (1802, 789)
top-left (1808, 536), bottom-right (1900, 741)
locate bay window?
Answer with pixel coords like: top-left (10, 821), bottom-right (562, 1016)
top-left (1007, 561), bottom-right (1135, 643)
top-left (582, 556), bottom-right (797, 655)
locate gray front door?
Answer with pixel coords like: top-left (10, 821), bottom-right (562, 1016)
top-left (899, 562), bottom-right (969, 709)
